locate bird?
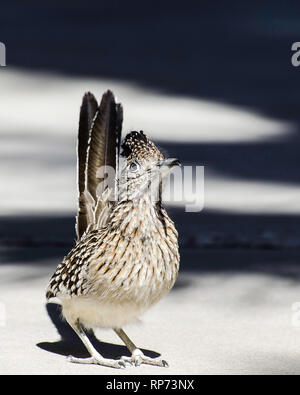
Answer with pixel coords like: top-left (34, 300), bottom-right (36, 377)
top-left (46, 90), bottom-right (180, 368)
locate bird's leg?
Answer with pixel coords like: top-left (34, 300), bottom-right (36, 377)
top-left (67, 320), bottom-right (126, 369)
top-left (114, 328), bottom-right (168, 367)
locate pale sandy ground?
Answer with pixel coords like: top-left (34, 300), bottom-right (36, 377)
top-left (1, 249), bottom-right (300, 375)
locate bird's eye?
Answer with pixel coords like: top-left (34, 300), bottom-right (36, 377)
top-left (129, 161), bottom-right (140, 172)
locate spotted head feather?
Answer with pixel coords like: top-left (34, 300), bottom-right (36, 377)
top-left (121, 131), bottom-right (164, 162)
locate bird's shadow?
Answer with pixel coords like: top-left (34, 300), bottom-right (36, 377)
top-left (37, 303), bottom-right (160, 360)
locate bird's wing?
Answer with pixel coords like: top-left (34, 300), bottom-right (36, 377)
top-left (76, 90), bottom-right (123, 240)
top-left (76, 92), bottom-right (98, 240)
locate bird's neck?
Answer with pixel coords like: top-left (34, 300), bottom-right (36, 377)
top-left (110, 196), bottom-right (165, 237)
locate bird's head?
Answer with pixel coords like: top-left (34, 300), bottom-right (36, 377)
top-left (118, 131), bottom-right (180, 202)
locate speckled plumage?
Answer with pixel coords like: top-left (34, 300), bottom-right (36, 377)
top-left (46, 198), bottom-right (179, 328)
top-left (46, 91), bottom-right (180, 368)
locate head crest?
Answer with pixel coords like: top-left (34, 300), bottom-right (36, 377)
top-left (121, 131), bottom-right (163, 161)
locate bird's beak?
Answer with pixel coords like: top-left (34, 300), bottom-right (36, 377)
top-left (159, 158), bottom-right (181, 177)
top-left (161, 158), bottom-right (181, 169)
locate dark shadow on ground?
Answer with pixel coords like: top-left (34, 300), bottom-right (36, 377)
top-left (2, 211), bottom-right (300, 252)
top-left (162, 141), bottom-right (300, 186)
top-left (2, 213), bottom-right (300, 283)
top-left (37, 303), bottom-right (160, 360)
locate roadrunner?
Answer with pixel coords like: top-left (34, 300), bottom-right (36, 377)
top-left (46, 90), bottom-right (180, 368)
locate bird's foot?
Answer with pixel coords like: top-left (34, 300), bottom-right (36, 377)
top-left (67, 354), bottom-right (126, 369)
top-left (121, 349), bottom-right (169, 368)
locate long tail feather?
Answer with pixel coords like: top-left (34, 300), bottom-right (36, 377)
top-left (76, 90), bottom-right (123, 240)
top-left (76, 92), bottom-right (98, 240)
top-left (86, 90), bottom-right (122, 205)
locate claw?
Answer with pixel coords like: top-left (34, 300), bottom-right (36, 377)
top-left (118, 360), bottom-right (126, 369)
top-left (121, 356), bottom-right (133, 365)
top-left (135, 358), bottom-right (141, 367)
top-left (162, 360), bottom-right (169, 368)
top-left (120, 349), bottom-right (169, 368)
